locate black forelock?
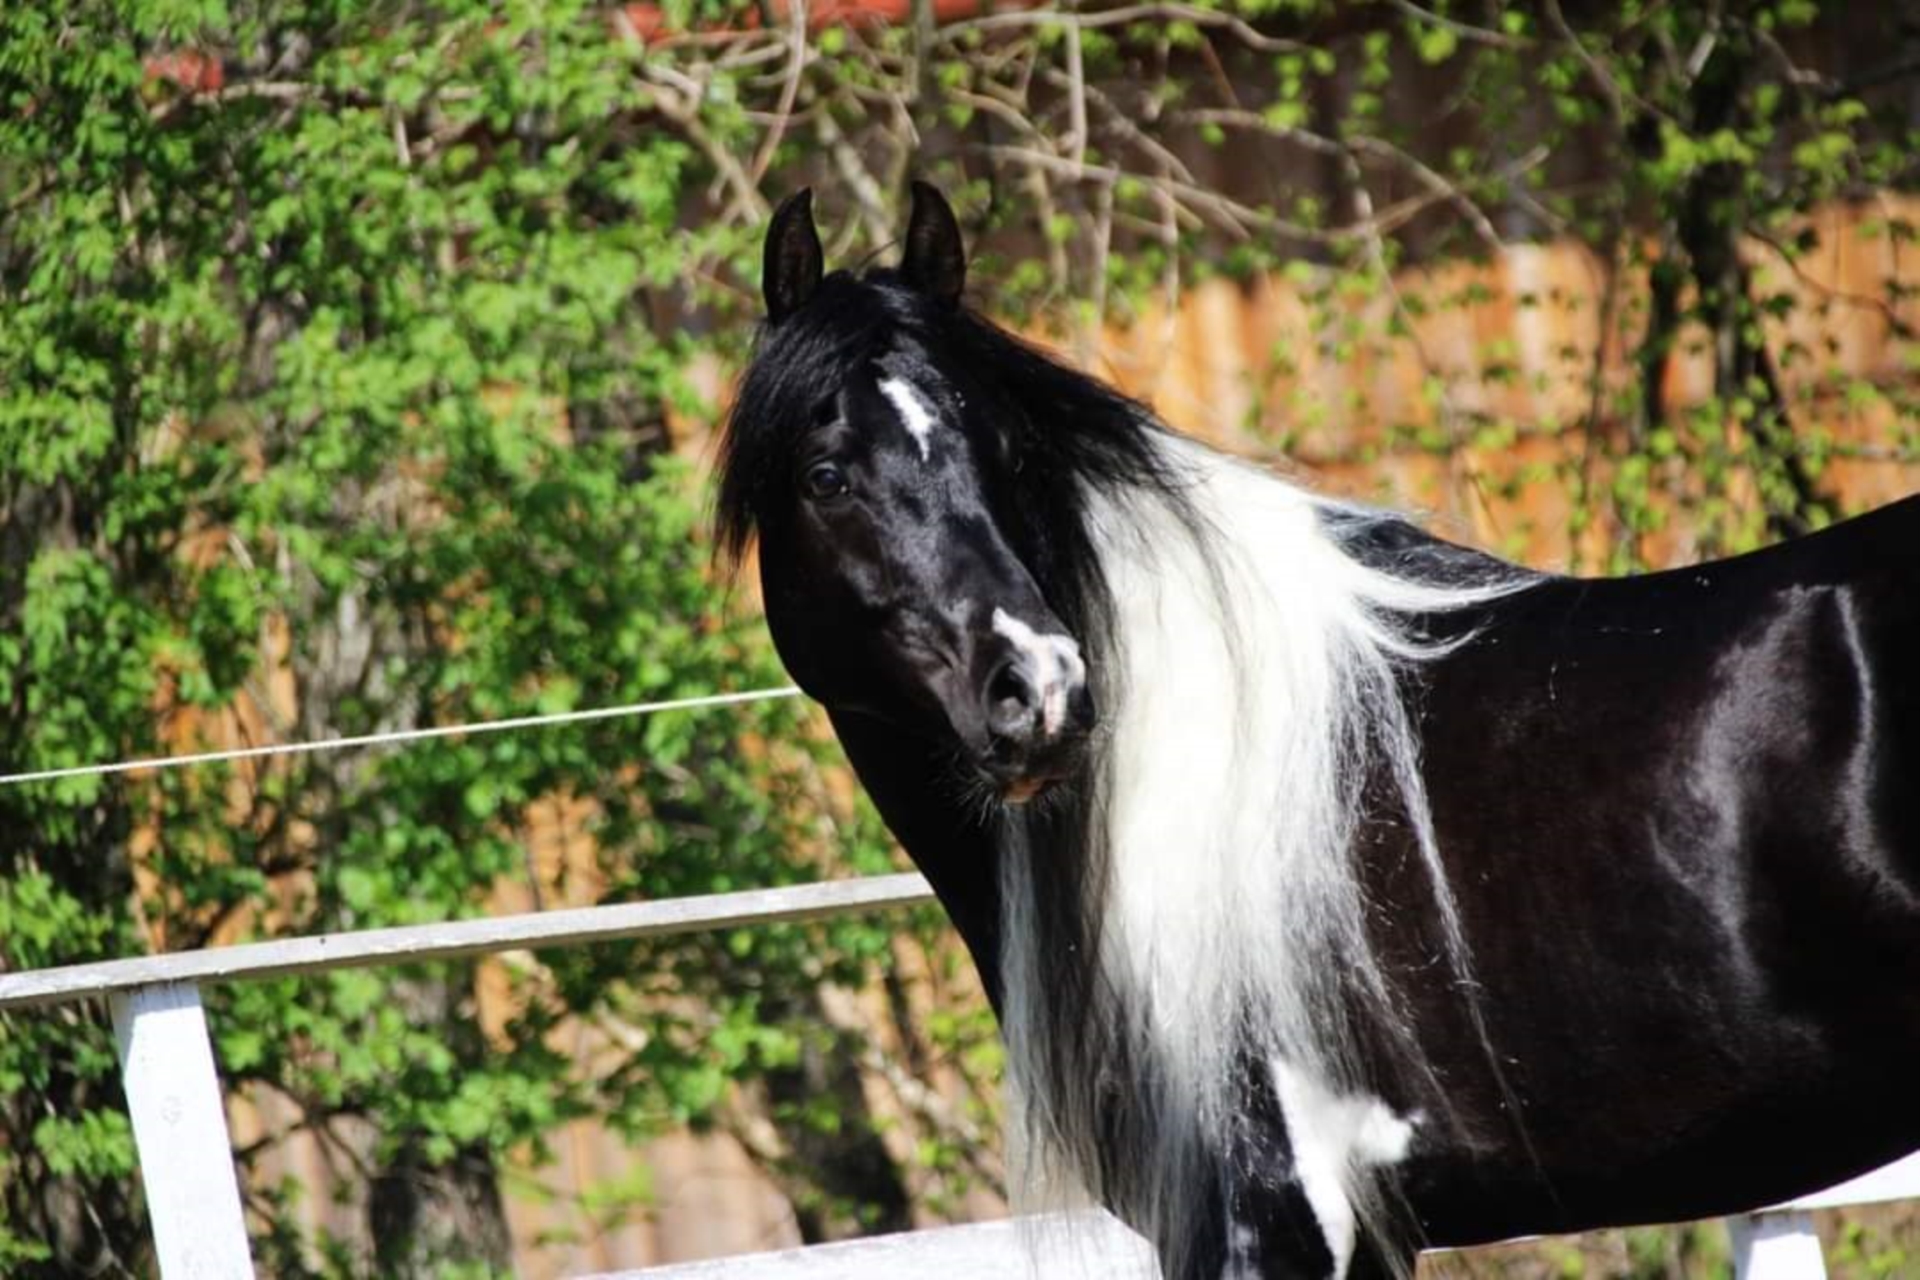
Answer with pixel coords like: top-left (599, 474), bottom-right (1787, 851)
top-left (715, 265), bottom-right (1183, 575)
top-left (716, 270), bottom-right (899, 565)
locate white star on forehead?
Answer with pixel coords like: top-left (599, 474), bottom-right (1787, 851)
top-left (876, 376), bottom-right (938, 461)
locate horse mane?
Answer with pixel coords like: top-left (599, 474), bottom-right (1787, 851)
top-left (719, 271), bottom-right (1536, 1277)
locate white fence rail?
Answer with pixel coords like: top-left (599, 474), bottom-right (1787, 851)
top-left (0, 875), bottom-right (933, 1280)
top-left (597, 1161), bottom-right (1920, 1280)
top-left (0, 874), bottom-right (935, 1009)
top-left (1, 872), bottom-right (1914, 1280)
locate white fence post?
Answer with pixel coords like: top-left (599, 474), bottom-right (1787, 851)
top-left (1727, 1209), bottom-right (1826, 1280)
top-left (111, 981), bottom-right (255, 1279)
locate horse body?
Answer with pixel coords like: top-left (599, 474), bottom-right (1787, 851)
top-left (720, 184), bottom-right (1920, 1278)
top-left (1387, 499), bottom-right (1920, 1244)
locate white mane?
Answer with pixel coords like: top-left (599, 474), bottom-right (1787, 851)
top-left (999, 434), bottom-right (1532, 1277)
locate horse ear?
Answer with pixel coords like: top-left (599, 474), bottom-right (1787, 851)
top-left (764, 188), bottom-right (823, 324)
top-left (900, 180), bottom-right (966, 306)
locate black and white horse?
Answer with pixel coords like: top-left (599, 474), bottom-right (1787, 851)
top-left (716, 183), bottom-right (1920, 1279)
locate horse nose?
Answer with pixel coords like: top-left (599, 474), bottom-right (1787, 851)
top-left (980, 612), bottom-right (1092, 757)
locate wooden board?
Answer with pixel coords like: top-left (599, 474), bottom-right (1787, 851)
top-left (581, 1212), bottom-right (1157, 1280)
top-left (0, 874), bottom-right (935, 1010)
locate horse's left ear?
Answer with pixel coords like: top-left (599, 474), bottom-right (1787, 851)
top-left (900, 180), bottom-right (966, 306)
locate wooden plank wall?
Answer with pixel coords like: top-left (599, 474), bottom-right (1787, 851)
top-left (1094, 196), bottom-right (1920, 571)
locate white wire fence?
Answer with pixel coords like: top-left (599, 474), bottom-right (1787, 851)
top-left (0, 684), bottom-right (803, 786)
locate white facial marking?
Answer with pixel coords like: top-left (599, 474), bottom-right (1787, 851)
top-left (876, 376), bottom-right (938, 461)
top-left (1270, 1058), bottom-right (1416, 1278)
top-left (991, 608), bottom-right (1086, 735)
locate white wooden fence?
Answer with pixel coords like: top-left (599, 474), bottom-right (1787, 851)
top-left (2, 872), bottom-right (1915, 1280)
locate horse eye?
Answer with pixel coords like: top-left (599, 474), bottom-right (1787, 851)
top-left (803, 461), bottom-right (851, 500)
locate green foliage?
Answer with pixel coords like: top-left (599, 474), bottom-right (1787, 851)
top-left (0, 1), bottom-right (947, 1273)
top-left (1831, 1212), bottom-right (1916, 1279)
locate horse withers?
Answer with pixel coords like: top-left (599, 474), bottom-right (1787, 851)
top-left (716, 182), bottom-right (1920, 1279)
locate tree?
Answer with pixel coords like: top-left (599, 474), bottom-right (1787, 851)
top-left (1, 3), bottom-right (985, 1273)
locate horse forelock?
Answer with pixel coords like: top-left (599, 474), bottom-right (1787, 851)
top-left (717, 272), bottom-right (898, 567)
top-left (716, 270), bottom-right (1181, 577)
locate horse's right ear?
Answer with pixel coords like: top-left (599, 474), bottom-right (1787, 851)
top-left (763, 189), bottom-right (823, 324)
top-left (900, 181), bottom-right (965, 306)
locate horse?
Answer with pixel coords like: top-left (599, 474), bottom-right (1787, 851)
top-left (714, 182), bottom-right (1920, 1279)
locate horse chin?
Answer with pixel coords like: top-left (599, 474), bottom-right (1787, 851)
top-left (984, 751), bottom-right (1084, 806)
top-left (1000, 775), bottom-right (1055, 806)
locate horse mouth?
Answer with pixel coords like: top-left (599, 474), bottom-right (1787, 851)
top-left (992, 759), bottom-right (1078, 805)
top-left (1001, 776), bottom-right (1053, 805)
top-left (973, 701), bottom-right (1094, 806)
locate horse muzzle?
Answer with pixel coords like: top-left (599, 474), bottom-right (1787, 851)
top-left (976, 611), bottom-right (1095, 803)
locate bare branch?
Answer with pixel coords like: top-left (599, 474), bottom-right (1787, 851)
top-left (979, 142), bottom-right (1484, 247)
top-left (146, 79), bottom-right (318, 125)
top-left (950, 86), bottom-right (1042, 139)
top-left (981, 144), bottom-right (1264, 240)
top-left (1064, 4), bottom-right (1088, 168)
top-left (647, 76), bottom-right (771, 224)
top-left (1057, 73), bottom-right (1198, 186)
top-left (1347, 137), bottom-right (1502, 251)
top-left (748, 0), bottom-right (810, 186)
top-left (942, 4), bottom-right (1308, 55)
top-left (1178, 107), bottom-right (1347, 158)
top-left (1178, 109), bottom-right (1505, 250)
top-left (1541, 0), bottom-right (1626, 127)
top-left (1749, 228), bottom-right (1918, 341)
top-left (390, 109), bottom-right (412, 168)
top-left (1385, 0), bottom-right (1532, 50)
top-left (813, 99), bottom-right (892, 247)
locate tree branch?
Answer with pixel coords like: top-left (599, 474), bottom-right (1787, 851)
top-left (941, 3), bottom-right (1307, 55)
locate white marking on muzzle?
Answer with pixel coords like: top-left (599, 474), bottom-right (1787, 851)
top-left (877, 376), bottom-right (937, 461)
top-left (990, 608), bottom-right (1086, 736)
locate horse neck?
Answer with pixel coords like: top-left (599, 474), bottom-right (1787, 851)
top-left (826, 708), bottom-right (1008, 1011)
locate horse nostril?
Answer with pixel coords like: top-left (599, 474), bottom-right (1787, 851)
top-left (985, 661), bottom-right (1040, 741)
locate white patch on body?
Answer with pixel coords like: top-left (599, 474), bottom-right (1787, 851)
top-left (877, 376), bottom-right (938, 460)
top-left (1270, 1059), bottom-right (1417, 1276)
top-left (992, 608), bottom-right (1087, 735)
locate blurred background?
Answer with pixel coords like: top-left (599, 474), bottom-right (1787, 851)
top-left (2, 1), bottom-right (1917, 1276)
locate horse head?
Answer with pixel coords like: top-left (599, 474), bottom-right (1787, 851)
top-left (719, 184), bottom-right (1096, 803)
